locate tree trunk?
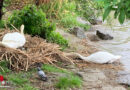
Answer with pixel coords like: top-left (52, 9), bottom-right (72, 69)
top-left (0, 0), bottom-right (4, 20)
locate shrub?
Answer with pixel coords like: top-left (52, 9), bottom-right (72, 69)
top-left (75, 0), bottom-right (104, 21)
top-left (60, 13), bottom-right (78, 28)
top-left (47, 31), bottom-right (68, 49)
top-left (8, 5), bottom-right (68, 48)
top-left (8, 5), bottom-right (55, 38)
top-left (0, 20), bottom-right (5, 28)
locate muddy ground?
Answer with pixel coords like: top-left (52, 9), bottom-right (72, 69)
top-left (55, 28), bottom-right (127, 90)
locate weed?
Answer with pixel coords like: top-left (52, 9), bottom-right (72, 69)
top-left (42, 64), bottom-right (82, 89)
top-left (42, 64), bottom-right (68, 73)
top-left (8, 73), bottom-right (29, 86)
top-left (56, 75), bottom-right (82, 89)
top-left (0, 60), bottom-right (11, 75)
top-left (47, 31), bottom-right (68, 49)
top-left (19, 84), bottom-right (38, 90)
top-left (0, 20), bottom-right (5, 28)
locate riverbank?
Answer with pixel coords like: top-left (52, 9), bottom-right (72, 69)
top-left (56, 27), bottom-right (127, 90)
top-left (0, 26), bottom-right (128, 90)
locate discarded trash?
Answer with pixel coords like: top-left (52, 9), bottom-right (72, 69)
top-left (0, 75), bottom-right (5, 85)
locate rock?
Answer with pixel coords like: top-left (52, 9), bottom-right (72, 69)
top-left (76, 17), bottom-right (91, 25)
top-left (69, 27), bottom-right (86, 39)
top-left (78, 69), bottom-right (106, 82)
top-left (96, 30), bottom-right (113, 40)
top-left (87, 33), bottom-right (100, 41)
top-left (116, 71), bottom-right (130, 85)
top-left (89, 18), bottom-right (102, 25)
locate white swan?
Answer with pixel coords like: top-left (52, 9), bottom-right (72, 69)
top-left (75, 51), bottom-right (121, 64)
top-left (0, 25), bottom-right (26, 49)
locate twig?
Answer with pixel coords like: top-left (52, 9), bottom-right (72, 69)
top-left (0, 66), bottom-right (5, 72)
top-left (10, 24), bottom-right (19, 32)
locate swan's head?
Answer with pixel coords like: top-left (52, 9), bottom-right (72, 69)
top-left (108, 55), bottom-right (122, 63)
top-left (115, 55), bottom-right (122, 60)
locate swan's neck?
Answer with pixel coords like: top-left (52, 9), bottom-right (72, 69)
top-left (0, 42), bottom-right (9, 48)
top-left (75, 53), bottom-right (90, 61)
top-left (20, 25), bottom-right (24, 35)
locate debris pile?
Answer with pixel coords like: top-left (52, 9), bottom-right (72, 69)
top-left (0, 30), bottom-right (73, 71)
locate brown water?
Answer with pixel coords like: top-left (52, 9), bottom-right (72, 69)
top-left (93, 20), bottom-right (130, 71)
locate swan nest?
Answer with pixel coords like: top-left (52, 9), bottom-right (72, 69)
top-left (0, 29), bottom-right (73, 71)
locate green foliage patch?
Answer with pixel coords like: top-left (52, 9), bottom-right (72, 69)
top-left (0, 20), bottom-right (5, 28)
top-left (8, 73), bottom-right (29, 86)
top-left (7, 4), bottom-right (68, 48)
top-left (42, 64), bottom-right (68, 73)
top-left (56, 75), bottom-right (82, 89)
top-left (0, 60), bottom-right (11, 75)
top-left (102, 0), bottom-right (130, 24)
top-left (42, 64), bottom-right (82, 89)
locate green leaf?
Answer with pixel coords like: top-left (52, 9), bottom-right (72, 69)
top-left (118, 9), bottom-right (125, 24)
top-left (103, 6), bottom-right (112, 21)
top-left (114, 9), bottom-right (119, 19)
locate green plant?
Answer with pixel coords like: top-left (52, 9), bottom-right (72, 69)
top-left (75, 0), bottom-right (103, 21)
top-left (0, 60), bottom-right (11, 75)
top-left (39, 0), bottom-right (68, 19)
top-left (102, 0), bottom-right (130, 24)
top-left (42, 64), bottom-right (68, 73)
top-left (60, 13), bottom-right (78, 28)
top-left (0, 20), bottom-right (5, 28)
top-left (47, 31), bottom-right (68, 48)
top-left (42, 64), bottom-right (82, 89)
top-left (8, 4), bottom-right (68, 48)
top-left (56, 75), bottom-right (82, 89)
top-left (8, 5), bottom-right (55, 37)
top-left (8, 73), bottom-right (29, 86)
top-left (19, 84), bottom-right (38, 90)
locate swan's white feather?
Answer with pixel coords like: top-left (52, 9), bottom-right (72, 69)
top-left (75, 51), bottom-right (121, 64)
top-left (1, 25), bottom-right (26, 49)
top-left (2, 32), bottom-right (26, 48)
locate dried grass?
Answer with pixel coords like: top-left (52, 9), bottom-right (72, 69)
top-left (0, 29), bottom-right (73, 71)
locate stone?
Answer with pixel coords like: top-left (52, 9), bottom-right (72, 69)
top-left (87, 33), bottom-right (100, 41)
top-left (96, 30), bottom-right (113, 40)
top-left (89, 18), bottom-right (102, 25)
top-left (78, 69), bottom-right (106, 82)
top-left (76, 17), bottom-right (91, 25)
top-left (116, 71), bottom-right (130, 85)
top-left (69, 27), bottom-right (86, 39)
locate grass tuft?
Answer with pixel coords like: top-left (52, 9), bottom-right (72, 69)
top-left (56, 75), bottom-right (82, 89)
top-left (8, 73), bottom-right (29, 86)
top-left (0, 60), bottom-right (11, 75)
top-left (19, 84), bottom-right (38, 90)
top-left (42, 64), bottom-right (68, 73)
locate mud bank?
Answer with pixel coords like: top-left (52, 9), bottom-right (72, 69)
top-left (56, 28), bottom-right (127, 90)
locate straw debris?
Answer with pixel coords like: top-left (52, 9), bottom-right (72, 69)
top-left (0, 30), bottom-right (73, 71)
